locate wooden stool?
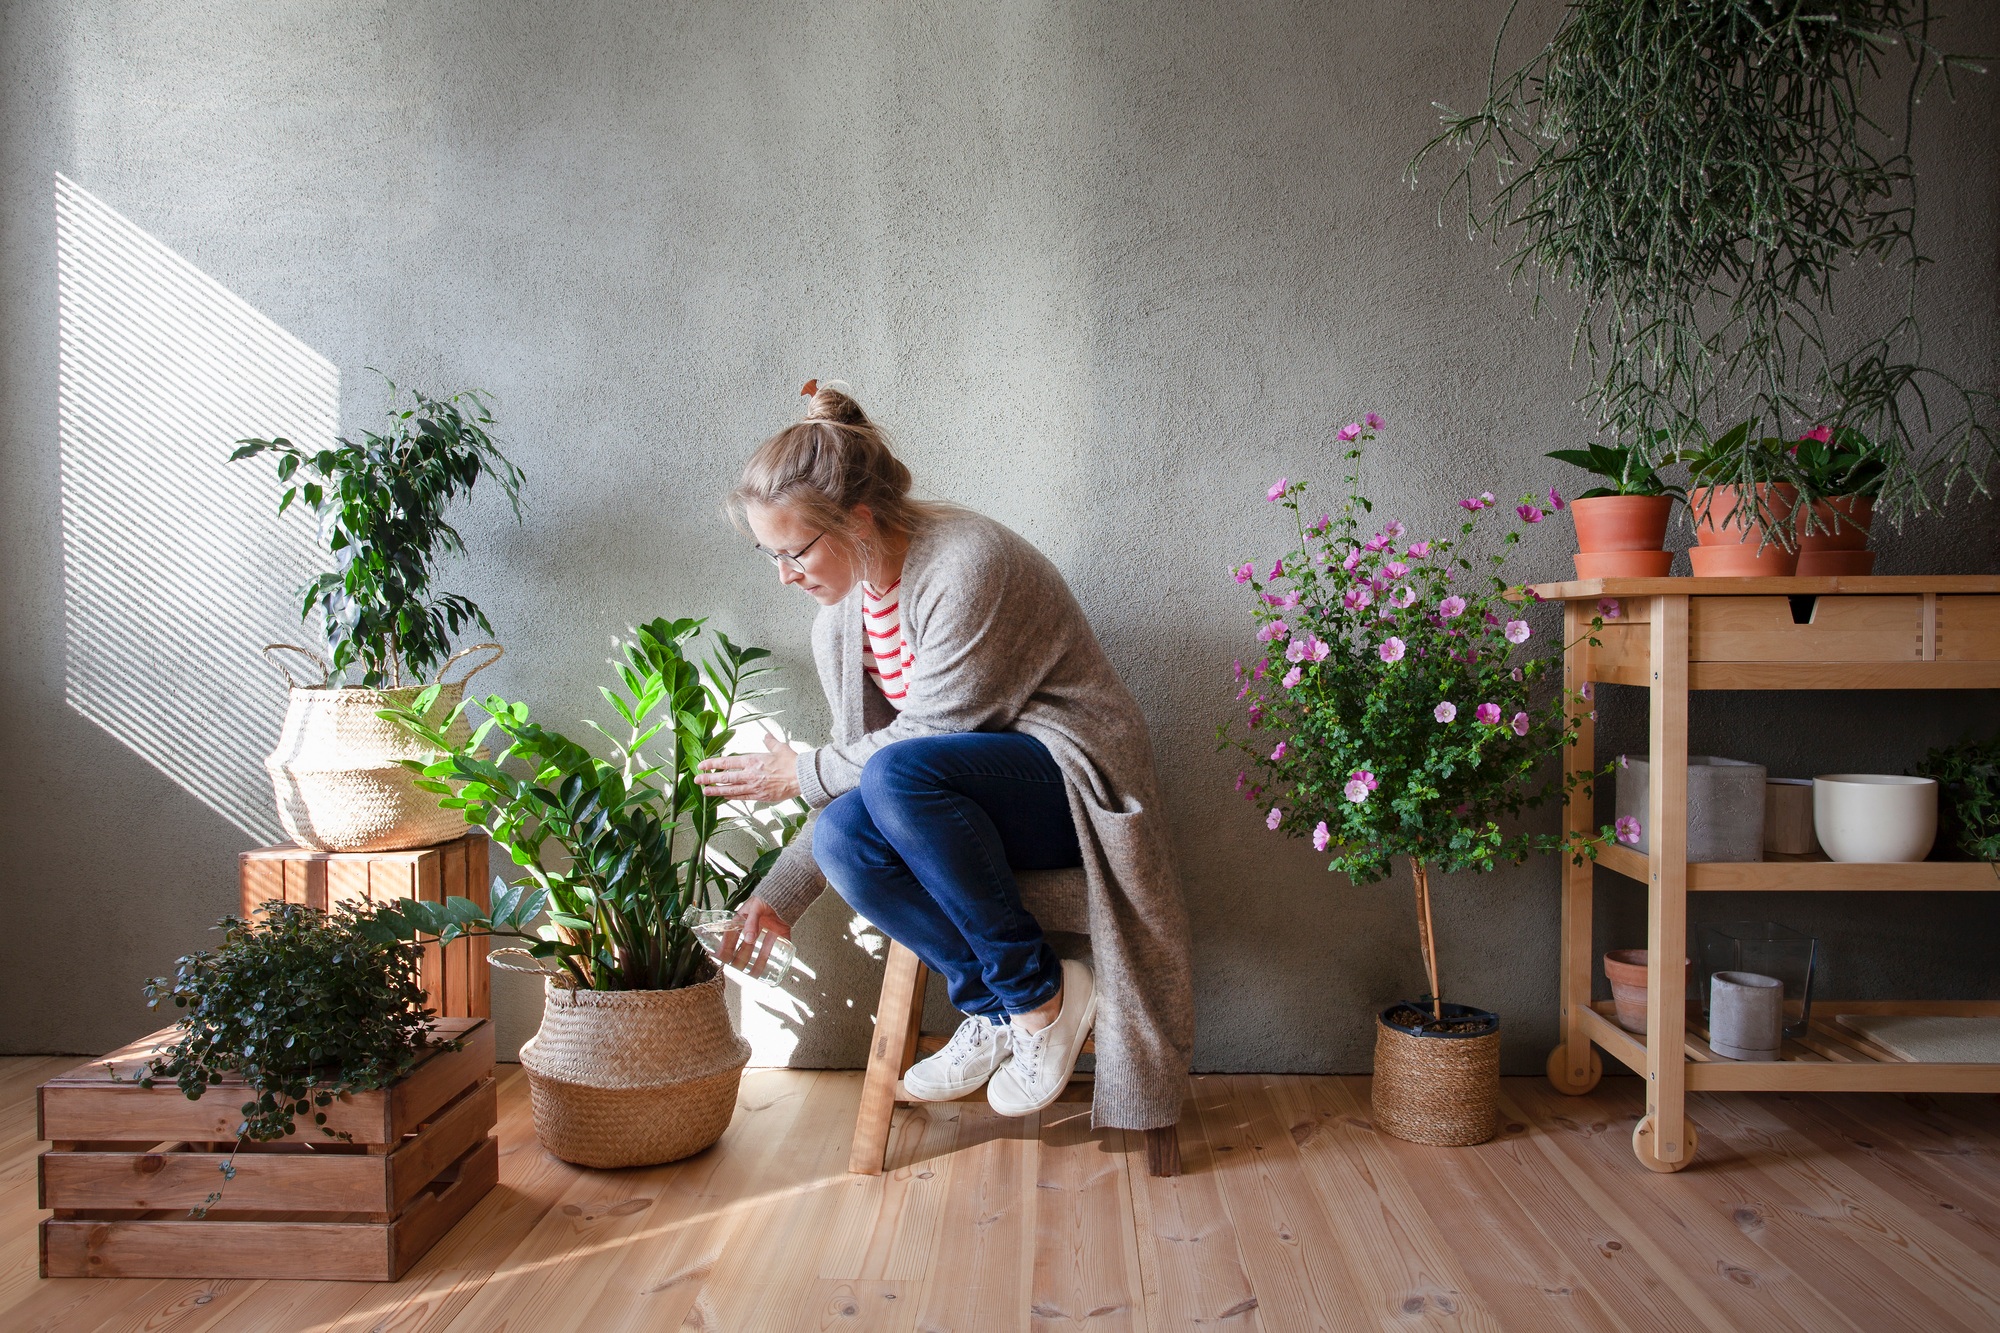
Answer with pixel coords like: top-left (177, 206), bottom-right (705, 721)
top-left (847, 868), bottom-right (1181, 1177)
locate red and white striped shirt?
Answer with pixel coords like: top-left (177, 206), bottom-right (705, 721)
top-left (862, 579), bottom-right (915, 709)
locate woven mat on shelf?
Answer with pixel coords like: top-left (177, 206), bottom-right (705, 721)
top-left (1834, 1014), bottom-right (2000, 1063)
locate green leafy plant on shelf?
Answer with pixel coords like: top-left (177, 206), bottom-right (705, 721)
top-left (366, 617), bottom-right (804, 990)
top-left (1413, 0), bottom-right (1994, 534)
top-left (232, 382), bottom-right (526, 688)
top-left (1544, 439), bottom-right (1682, 500)
top-left (139, 900), bottom-right (451, 1215)
top-left (1913, 733), bottom-right (2000, 861)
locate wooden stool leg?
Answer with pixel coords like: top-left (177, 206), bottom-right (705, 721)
top-left (1144, 1125), bottom-right (1181, 1177)
top-left (849, 940), bottom-right (928, 1175)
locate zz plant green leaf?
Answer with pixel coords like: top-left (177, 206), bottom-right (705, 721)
top-left (366, 617), bottom-right (804, 991)
top-left (231, 381), bottom-right (526, 688)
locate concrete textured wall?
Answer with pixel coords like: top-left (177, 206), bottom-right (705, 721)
top-left (4, 0), bottom-right (1996, 1072)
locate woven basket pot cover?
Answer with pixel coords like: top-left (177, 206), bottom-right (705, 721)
top-left (1370, 1013), bottom-right (1501, 1148)
top-left (519, 969), bottom-right (751, 1169)
top-left (264, 681), bottom-right (471, 853)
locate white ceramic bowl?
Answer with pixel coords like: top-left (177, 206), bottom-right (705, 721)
top-left (1812, 774), bottom-right (1938, 863)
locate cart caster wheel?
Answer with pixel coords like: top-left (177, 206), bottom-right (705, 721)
top-left (1632, 1114), bottom-right (1698, 1172)
top-left (1546, 1045), bottom-right (1602, 1096)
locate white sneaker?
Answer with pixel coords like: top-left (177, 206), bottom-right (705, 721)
top-left (902, 1015), bottom-right (1013, 1101)
top-left (986, 959), bottom-right (1097, 1117)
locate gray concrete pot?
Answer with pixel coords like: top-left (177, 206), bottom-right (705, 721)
top-left (1615, 756), bottom-right (1767, 862)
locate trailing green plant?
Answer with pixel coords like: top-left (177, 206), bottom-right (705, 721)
top-left (232, 381), bottom-right (526, 688)
top-left (366, 617), bottom-right (804, 990)
top-left (1220, 415), bottom-right (1622, 1021)
top-left (1912, 732), bottom-right (2000, 860)
top-left (1413, 1), bottom-right (1994, 528)
top-left (139, 900), bottom-right (449, 1212)
top-left (1544, 439), bottom-right (1682, 499)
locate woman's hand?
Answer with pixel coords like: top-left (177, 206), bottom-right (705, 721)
top-left (695, 734), bottom-right (802, 804)
top-left (723, 896), bottom-right (792, 972)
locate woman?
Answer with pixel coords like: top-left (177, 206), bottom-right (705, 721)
top-left (696, 382), bottom-right (1192, 1130)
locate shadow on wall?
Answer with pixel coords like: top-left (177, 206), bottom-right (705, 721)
top-left (55, 173), bottom-right (331, 843)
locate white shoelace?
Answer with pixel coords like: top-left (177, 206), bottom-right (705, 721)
top-left (939, 1016), bottom-right (1000, 1070)
top-left (1009, 1021), bottom-right (1048, 1084)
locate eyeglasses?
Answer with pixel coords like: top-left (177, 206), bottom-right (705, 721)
top-left (753, 529), bottom-right (827, 573)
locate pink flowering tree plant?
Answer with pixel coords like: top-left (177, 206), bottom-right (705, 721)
top-left (1224, 416), bottom-right (1622, 1026)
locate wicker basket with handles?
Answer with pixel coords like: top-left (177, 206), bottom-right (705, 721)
top-left (516, 964), bottom-right (750, 1168)
top-left (1370, 1001), bottom-right (1501, 1147)
top-left (261, 642), bottom-right (501, 853)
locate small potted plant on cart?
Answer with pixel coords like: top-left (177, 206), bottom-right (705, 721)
top-left (1544, 438), bottom-right (1682, 578)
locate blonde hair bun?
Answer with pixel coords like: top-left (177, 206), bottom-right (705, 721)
top-left (732, 380), bottom-right (929, 543)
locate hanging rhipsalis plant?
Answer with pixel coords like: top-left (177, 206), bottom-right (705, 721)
top-left (1411, 1), bottom-right (1994, 533)
top-left (1220, 416), bottom-right (1623, 1024)
top-left (232, 382), bottom-right (526, 687)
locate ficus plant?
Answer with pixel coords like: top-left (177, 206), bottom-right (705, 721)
top-left (1220, 416), bottom-right (1625, 1024)
top-left (139, 900), bottom-right (452, 1215)
top-left (232, 382), bottom-right (526, 688)
top-left (1414, 0), bottom-right (1995, 534)
top-left (366, 617), bottom-right (805, 990)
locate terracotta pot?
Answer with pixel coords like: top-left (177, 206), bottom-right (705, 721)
top-left (1797, 495), bottom-right (1873, 552)
top-left (1575, 550), bottom-right (1674, 578)
top-left (1687, 543), bottom-right (1798, 576)
top-left (1571, 495), bottom-right (1674, 552)
top-left (1796, 550), bottom-right (1876, 576)
top-left (1603, 949), bottom-right (1694, 1034)
top-left (1689, 484), bottom-right (1799, 544)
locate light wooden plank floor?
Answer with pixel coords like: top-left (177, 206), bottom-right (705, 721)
top-left (6, 1059), bottom-right (2000, 1331)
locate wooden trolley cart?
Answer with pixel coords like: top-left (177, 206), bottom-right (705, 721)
top-left (1533, 576), bottom-right (2000, 1172)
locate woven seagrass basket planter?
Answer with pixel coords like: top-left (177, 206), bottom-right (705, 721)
top-left (260, 642), bottom-right (500, 853)
top-left (519, 967), bottom-right (750, 1168)
top-left (1370, 1001), bottom-right (1501, 1147)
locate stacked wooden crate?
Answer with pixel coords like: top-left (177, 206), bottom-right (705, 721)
top-left (38, 1018), bottom-right (497, 1280)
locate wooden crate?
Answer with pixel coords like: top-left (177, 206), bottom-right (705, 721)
top-left (238, 833), bottom-right (491, 1019)
top-left (38, 1018), bottom-right (496, 1281)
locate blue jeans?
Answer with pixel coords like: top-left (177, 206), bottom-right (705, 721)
top-left (815, 732), bottom-right (1080, 1022)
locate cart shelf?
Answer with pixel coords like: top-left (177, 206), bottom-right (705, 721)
top-left (1533, 576), bottom-right (2000, 1173)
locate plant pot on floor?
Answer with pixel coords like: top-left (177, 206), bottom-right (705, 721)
top-left (262, 643), bottom-right (501, 852)
top-left (1795, 495), bottom-right (1876, 576)
top-left (1569, 495), bottom-right (1675, 578)
top-left (1371, 1001), bottom-right (1500, 1146)
top-left (1602, 949), bottom-right (1696, 1034)
top-left (519, 965), bottom-right (750, 1168)
top-left (1687, 484), bottom-right (1800, 577)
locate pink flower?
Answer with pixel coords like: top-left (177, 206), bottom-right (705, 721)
top-left (1801, 425), bottom-right (1833, 444)
top-left (1615, 815), bottom-right (1642, 845)
top-left (1459, 497), bottom-right (1485, 511)
top-left (1597, 598), bottom-right (1621, 620)
top-left (1476, 702), bottom-right (1501, 725)
top-left (1364, 532), bottom-right (1394, 553)
top-left (1233, 562), bottom-right (1254, 584)
top-left (1510, 711), bottom-right (1530, 736)
top-left (1272, 591), bottom-right (1302, 609)
top-left (1308, 635), bottom-right (1331, 661)
top-left (1481, 492), bottom-right (1495, 505)
top-left (1379, 637), bottom-right (1406, 663)
top-left (1518, 504), bottom-right (1543, 523)
top-left (1511, 666), bottom-right (1524, 682)
top-left (1268, 559), bottom-right (1284, 579)
top-left (1232, 659), bottom-right (1244, 682)
top-left (1383, 561), bottom-right (1409, 580)
top-left (1267, 478), bottom-right (1289, 502)
top-left (1484, 610), bottom-right (1500, 626)
top-left (1365, 412), bottom-right (1385, 430)
top-left (1282, 664), bottom-right (1303, 689)
top-left (1247, 704), bottom-right (1263, 727)
top-left (1252, 660), bottom-right (1267, 681)
top-left (1505, 620), bottom-right (1530, 644)
top-left (1312, 821), bottom-right (1331, 851)
top-left (1406, 541), bottom-right (1431, 559)
top-left (1285, 638), bottom-right (1308, 663)
top-left (1257, 620), bottom-right (1287, 643)
top-left (1580, 682), bottom-right (1593, 700)
top-left (1343, 773), bottom-right (1374, 803)
top-left (1617, 754), bottom-right (1628, 769)
top-left (1270, 740), bottom-right (1288, 762)
top-left (1384, 520), bottom-right (1406, 540)
top-left (1267, 806), bottom-right (1283, 830)
top-left (1342, 547), bottom-right (1364, 572)
top-left (1549, 487), bottom-right (1566, 511)
top-left (1439, 595), bottom-right (1466, 619)
top-left (1434, 701), bottom-right (1457, 723)
top-left (1390, 586), bottom-right (1416, 608)
top-left (1234, 771), bottom-right (1247, 792)
top-left (1337, 422), bottom-right (1363, 442)
top-left (1312, 512), bottom-right (1332, 533)
top-left (1344, 587), bottom-right (1374, 611)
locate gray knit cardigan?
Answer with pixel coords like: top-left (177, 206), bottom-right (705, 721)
top-left (751, 507), bottom-right (1195, 1130)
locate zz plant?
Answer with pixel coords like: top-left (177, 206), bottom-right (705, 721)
top-left (1414, 1), bottom-right (1994, 530)
top-left (367, 617), bottom-right (803, 990)
top-left (232, 383), bottom-right (526, 688)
